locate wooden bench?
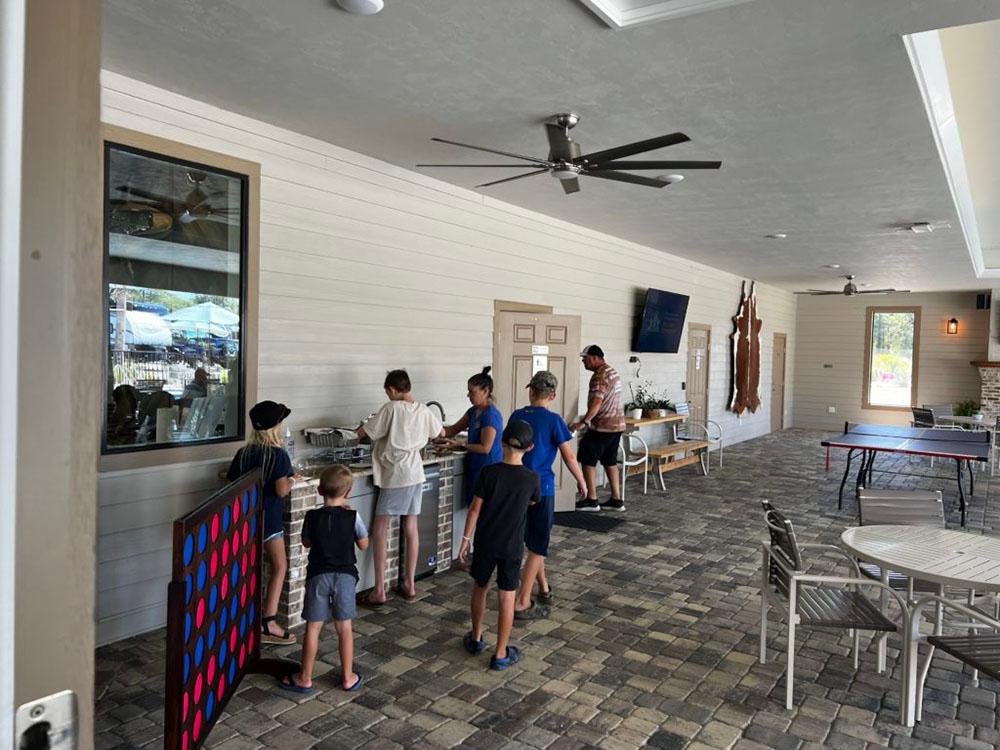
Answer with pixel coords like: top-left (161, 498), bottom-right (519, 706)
top-left (647, 440), bottom-right (709, 489)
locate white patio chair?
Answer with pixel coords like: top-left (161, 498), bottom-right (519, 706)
top-left (672, 401), bottom-right (723, 470)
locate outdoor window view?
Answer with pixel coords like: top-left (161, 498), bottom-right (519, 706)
top-left (103, 143), bottom-right (247, 452)
top-left (866, 308), bottom-right (918, 408)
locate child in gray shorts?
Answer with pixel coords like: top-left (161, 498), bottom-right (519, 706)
top-left (279, 465), bottom-right (369, 693)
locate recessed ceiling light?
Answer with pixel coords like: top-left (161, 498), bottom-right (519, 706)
top-left (823, 264), bottom-right (841, 269)
top-left (336, 0), bottom-right (384, 15)
top-left (766, 233), bottom-right (787, 239)
top-left (656, 174), bottom-right (684, 184)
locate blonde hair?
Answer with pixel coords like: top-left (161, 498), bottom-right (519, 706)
top-left (248, 426), bottom-right (283, 448)
top-left (318, 465), bottom-right (354, 499)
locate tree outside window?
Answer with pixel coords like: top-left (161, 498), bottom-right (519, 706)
top-left (864, 307), bottom-right (920, 409)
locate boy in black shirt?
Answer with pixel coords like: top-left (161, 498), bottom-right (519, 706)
top-left (279, 465), bottom-right (369, 694)
top-left (458, 420), bottom-right (540, 670)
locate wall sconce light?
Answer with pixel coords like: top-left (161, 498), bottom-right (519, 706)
top-left (947, 318), bottom-right (959, 335)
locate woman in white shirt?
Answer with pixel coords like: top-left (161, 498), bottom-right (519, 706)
top-left (357, 369), bottom-right (444, 604)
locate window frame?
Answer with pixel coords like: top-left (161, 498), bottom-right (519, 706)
top-left (862, 305), bottom-right (921, 411)
top-left (99, 125), bottom-right (260, 472)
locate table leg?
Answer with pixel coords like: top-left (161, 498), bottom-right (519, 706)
top-left (838, 449), bottom-right (855, 509)
top-left (956, 459), bottom-right (967, 527)
top-left (826, 446), bottom-right (830, 472)
top-left (878, 567), bottom-right (888, 673)
top-left (855, 449), bottom-right (870, 493)
top-left (968, 459), bottom-right (975, 497)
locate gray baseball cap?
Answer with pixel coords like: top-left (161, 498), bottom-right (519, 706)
top-left (526, 370), bottom-right (558, 393)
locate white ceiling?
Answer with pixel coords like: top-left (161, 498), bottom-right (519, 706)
top-left (101, 0), bottom-right (1000, 292)
top-left (940, 20), bottom-right (1000, 269)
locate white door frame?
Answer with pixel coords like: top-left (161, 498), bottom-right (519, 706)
top-left (0, 0), bottom-right (25, 740)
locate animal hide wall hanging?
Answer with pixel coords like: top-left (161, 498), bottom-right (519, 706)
top-left (729, 280), bottom-right (762, 415)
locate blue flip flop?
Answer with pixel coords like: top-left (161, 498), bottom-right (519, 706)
top-left (463, 631), bottom-right (486, 655)
top-left (490, 645), bottom-right (522, 671)
top-left (277, 674), bottom-right (314, 694)
top-left (343, 670), bottom-right (364, 692)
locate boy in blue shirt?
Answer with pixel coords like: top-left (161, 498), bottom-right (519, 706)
top-left (509, 371), bottom-right (587, 619)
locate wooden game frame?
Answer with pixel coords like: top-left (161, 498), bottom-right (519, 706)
top-left (163, 469), bottom-right (293, 750)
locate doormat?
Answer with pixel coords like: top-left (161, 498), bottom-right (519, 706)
top-left (553, 511), bottom-right (627, 533)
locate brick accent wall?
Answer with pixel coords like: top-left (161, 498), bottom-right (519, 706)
top-left (977, 366), bottom-right (1000, 425)
top-left (274, 456), bottom-right (457, 629)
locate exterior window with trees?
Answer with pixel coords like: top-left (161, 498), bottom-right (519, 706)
top-left (103, 141), bottom-right (248, 453)
top-left (863, 306), bottom-right (921, 409)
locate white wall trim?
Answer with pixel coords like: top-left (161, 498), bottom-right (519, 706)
top-left (903, 30), bottom-right (986, 278)
top-left (0, 0), bottom-right (24, 740)
top-left (576, 0), bottom-right (757, 28)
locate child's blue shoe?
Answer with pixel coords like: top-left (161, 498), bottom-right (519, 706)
top-left (463, 631), bottom-right (486, 655)
top-left (489, 645), bottom-right (521, 671)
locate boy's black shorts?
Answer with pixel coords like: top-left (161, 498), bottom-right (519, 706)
top-left (577, 429), bottom-right (622, 468)
top-left (470, 551), bottom-right (522, 591)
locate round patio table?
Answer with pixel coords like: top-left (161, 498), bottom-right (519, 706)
top-left (840, 525), bottom-right (1000, 727)
top-left (840, 525), bottom-right (1000, 590)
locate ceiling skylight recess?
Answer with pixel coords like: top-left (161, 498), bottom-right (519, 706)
top-left (575, 0), bottom-right (757, 29)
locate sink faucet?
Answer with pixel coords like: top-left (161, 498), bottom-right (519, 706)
top-left (427, 401), bottom-right (446, 422)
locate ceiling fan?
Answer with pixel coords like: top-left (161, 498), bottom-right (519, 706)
top-left (417, 113), bottom-right (721, 194)
top-left (112, 171), bottom-right (237, 237)
top-left (795, 275), bottom-right (910, 297)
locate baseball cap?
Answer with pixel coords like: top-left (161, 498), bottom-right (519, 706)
top-left (502, 419), bottom-right (534, 449)
top-left (526, 370), bottom-right (558, 393)
top-left (580, 344), bottom-right (605, 358)
top-left (249, 400), bottom-right (291, 431)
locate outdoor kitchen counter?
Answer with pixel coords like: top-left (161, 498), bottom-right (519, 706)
top-left (278, 453), bottom-right (464, 628)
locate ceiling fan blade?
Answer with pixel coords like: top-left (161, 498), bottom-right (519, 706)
top-left (794, 290), bottom-right (844, 295)
top-left (858, 289), bottom-right (907, 294)
top-left (577, 132), bottom-right (690, 165)
top-left (476, 169), bottom-right (549, 188)
top-left (115, 185), bottom-right (175, 206)
top-left (560, 178), bottom-right (581, 194)
top-left (585, 170), bottom-right (668, 188)
top-left (545, 123), bottom-right (577, 162)
top-left (416, 163), bottom-right (549, 168)
top-left (430, 137), bottom-right (551, 166)
top-left (589, 160), bottom-right (722, 171)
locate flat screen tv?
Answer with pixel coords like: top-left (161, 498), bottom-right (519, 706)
top-left (634, 288), bottom-right (689, 353)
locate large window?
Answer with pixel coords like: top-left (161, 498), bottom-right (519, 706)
top-left (863, 307), bottom-right (921, 409)
top-left (103, 141), bottom-right (248, 453)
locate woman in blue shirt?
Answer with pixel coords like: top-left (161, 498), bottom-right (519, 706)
top-left (442, 367), bottom-right (504, 506)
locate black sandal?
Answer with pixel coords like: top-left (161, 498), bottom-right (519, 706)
top-left (261, 615), bottom-right (296, 644)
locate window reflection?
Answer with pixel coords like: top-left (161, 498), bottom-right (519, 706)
top-left (104, 143), bottom-right (247, 452)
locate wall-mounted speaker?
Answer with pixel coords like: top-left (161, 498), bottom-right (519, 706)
top-left (976, 293), bottom-right (991, 310)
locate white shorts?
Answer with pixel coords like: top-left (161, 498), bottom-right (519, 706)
top-left (376, 483), bottom-right (422, 516)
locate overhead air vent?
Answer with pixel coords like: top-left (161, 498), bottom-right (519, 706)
top-left (576, 0), bottom-right (757, 29)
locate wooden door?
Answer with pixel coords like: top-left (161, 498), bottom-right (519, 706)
top-left (493, 311), bottom-right (581, 512)
top-left (771, 333), bottom-right (787, 431)
top-left (686, 324), bottom-right (711, 425)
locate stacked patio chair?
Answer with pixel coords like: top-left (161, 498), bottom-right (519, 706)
top-left (759, 501), bottom-right (904, 708)
top-left (616, 431), bottom-right (650, 504)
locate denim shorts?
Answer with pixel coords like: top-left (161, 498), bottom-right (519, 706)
top-left (301, 572), bottom-right (357, 622)
top-left (263, 496), bottom-right (284, 542)
top-left (525, 495), bottom-right (555, 557)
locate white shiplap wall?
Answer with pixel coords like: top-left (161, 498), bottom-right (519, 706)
top-left (793, 292), bottom-right (987, 431)
top-left (96, 71), bottom-right (797, 644)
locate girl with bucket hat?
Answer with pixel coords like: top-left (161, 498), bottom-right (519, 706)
top-left (227, 399), bottom-right (297, 644)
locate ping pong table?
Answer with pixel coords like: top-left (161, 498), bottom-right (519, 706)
top-left (821, 423), bottom-right (991, 527)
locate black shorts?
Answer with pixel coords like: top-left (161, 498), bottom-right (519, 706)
top-left (578, 429), bottom-right (623, 468)
top-left (470, 550), bottom-right (522, 591)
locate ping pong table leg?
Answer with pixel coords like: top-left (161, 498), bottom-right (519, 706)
top-left (968, 459), bottom-right (974, 497)
top-left (856, 450), bottom-right (872, 493)
top-left (956, 459), bottom-right (967, 527)
top-left (838, 449), bottom-right (855, 509)
top-left (825, 446), bottom-right (830, 472)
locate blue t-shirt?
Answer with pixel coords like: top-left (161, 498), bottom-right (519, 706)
top-left (508, 405), bottom-right (573, 497)
top-left (227, 444), bottom-right (293, 503)
top-left (464, 404), bottom-right (504, 504)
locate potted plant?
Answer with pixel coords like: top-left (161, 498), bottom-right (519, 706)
top-left (626, 381), bottom-right (654, 419)
top-left (623, 401), bottom-right (644, 420)
top-left (954, 399), bottom-right (981, 418)
top-left (652, 398), bottom-right (675, 418)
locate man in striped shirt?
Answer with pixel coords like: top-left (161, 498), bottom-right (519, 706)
top-left (570, 345), bottom-right (627, 512)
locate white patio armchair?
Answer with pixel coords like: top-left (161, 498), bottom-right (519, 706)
top-left (672, 401), bottom-right (723, 470)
